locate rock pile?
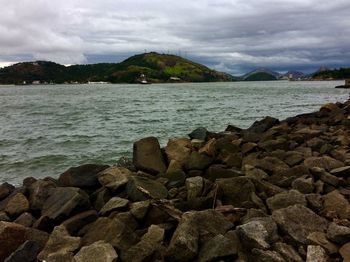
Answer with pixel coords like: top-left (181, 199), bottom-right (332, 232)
top-left (1, 99), bottom-right (350, 261)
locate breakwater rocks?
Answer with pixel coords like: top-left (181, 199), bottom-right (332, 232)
top-left (1, 99), bottom-right (350, 262)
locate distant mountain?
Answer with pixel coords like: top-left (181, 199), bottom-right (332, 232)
top-left (0, 52), bottom-right (236, 84)
top-left (312, 67), bottom-right (350, 80)
top-left (242, 68), bottom-right (280, 81)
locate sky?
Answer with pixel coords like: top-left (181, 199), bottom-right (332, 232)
top-left (1, 0), bottom-right (349, 75)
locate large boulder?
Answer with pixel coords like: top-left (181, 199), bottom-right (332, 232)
top-left (58, 164), bottom-right (109, 187)
top-left (304, 156), bottom-right (344, 171)
top-left (28, 179), bottom-right (56, 212)
top-left (74, 240), bottom-right (118, 262)
top-left (0, 183), bottom-right (15, 200)
top-left (4, 240), bottom-right (40, 262)
top-left (41, 187), bottom-right (91, 222)
top-left (185, 151), bottom-right (213, 170)
top-left (165, 138), bottom-right (191, 167)
top-left (197, 234), bottom-right (237, 262)
top-left (99, 197), bottom-right (129, 216)
top-left (61, 210), bottom-right (98, 235)
top-left (0, 222), bottom-right (26, 261)
top-left (266, 190), bottom-right (307, 211)
top-left (272, 205), bottom-right (328, 244)
top-left (246, 116), bottom-right (279, 133)
top-left (133, 137), bottom-right (167, 174)
top-left (126, 176), bottom-right (168, 201)
top-left (5, 193), bottom-right (29, 218)
top-left (97, 166), bottom-right (132, 191)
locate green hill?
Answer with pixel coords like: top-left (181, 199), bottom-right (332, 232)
top-left (244, 72), bottom-right (277, 81)
top-left (0, 52), bottom-right (236, 84)
top-left (312, 67), bottom-right (350, 80)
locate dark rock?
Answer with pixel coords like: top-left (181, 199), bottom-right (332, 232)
top-left (306, 245), bottom-right (328, 262)
top-left (305, 194), bottom-right (323, 212)
top-left (28, 179), bottom-right (56, 212)
top-left (255, 156), bottom-right (289, 175)
top-left (24, 227), bottom-right (50, 250)
top-left (307, 231), bottom-right (338, 254)
top-left (58, 164), bottom-right (109, 187)
top-left (188, 127), bottom-right (208, 140)
top-left (74, 240), bottom-right (118, 262)
top-left (90, 188), bottom-right (112, 211)
top-left (304, 156), bottom-right (344, 171)
top-left (330, 166), bottom-right (350, 177)
top-left (246, 116), bottom-right (279, 133)
top-left (272, 205), bottom-right (328, 244)
top-left (133, 137), bottom-right (167, 174)
top-left (116, 156), bottom-right (136, 171)
top-left (244, 165), bottom-right (268, 180)
top-left (14, 212), bottom-right (36, 227)
top-left (46, 252), bottom-right (75, 262)
top-left (217, 177), bottom-right (264, 209)
top-left (99, 197), bottom-right (129, 216)
top-left (291, 177), bottom-right (314, 194)
top-left (258, 138), bottom-right (288, 152)
top-left (273, 242), bottom-right (303, 262)
top-left (0, 183), bottom-right (15, 200)
top-left (0, 211), bottom-right (10, 222)
top-left (251, 248), bottom-right (285, 262)
top-left (198, 234), bottom-right (237, 262)
top-left (121, 225), bottom-right (164, 262)
top-left (240, 209), bottom-right (267, 224)
top-left (5, 193), bottom-right (30, 218)
top-left (221, 152), bottom-right (243, 168)
top-left (326, 222), bottom-right (350, 244)
top-left (97, 166), bottom-right (132, 192)
top-left (41, 187), bottom-right (91, 222)
top-left (204, 165), bottom-right (243, 181)
top-left (0, 221), bottom-right (26, 261)
top-left (61, 210), bottom-right (98, 235)
top-left (126, 176), bottom-right (168, 201)
top-left (266, 190), bottom-right (306, 211)
top-left (37, 225), bottom-right (81, 261)
top-left (185, 151), bottom-right (213, 170)
top-left (252, 179), bottom-right (284, 199)
top-left (339, 243), bottom-right (350, 262)
top-left (162, 170), bottom-right (186, 188)
top-left (109, 212), bottom-right (138, 231)
top-left (4, 240), bottom-right (40, 262)
top-left (322, 190), bottom-right (350, 219)
top-left (283, 151), bottom-right (304, 166)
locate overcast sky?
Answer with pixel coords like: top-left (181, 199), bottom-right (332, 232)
top-left (1, 0), bottom-right (349, 75)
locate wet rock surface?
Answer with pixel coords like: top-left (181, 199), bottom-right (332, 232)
top-left (1, 99), bottom-right (350, 261)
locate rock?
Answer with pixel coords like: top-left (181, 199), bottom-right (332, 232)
top-left (330, 166), bottom-right (350, 177)
top-left (307, 231), bottom-right (338, 254)
top-left (4, 240), bottom-right (40, 262)
top-left (0, 183), bottom-right (15, 200)
top-left (97, 166), bottom-right (132, 191)
top-left (90, 188), bottom-right (112, 211)
top-left (198, 234), bottom-right (237, 262)
top-left (253, 179), bottom-right (284, 199)
top-left (74, 240), bottom-right (118, 262)
top-left (0, 211), bottom-right (10, 222)
top-left (126, 176), bottom-right (168, 201)
top-left (99, 197), bottom-right (129, 216)
top-left (305, 194), bottom-right (323, 212)
top-left (58, 164), bottom-right (109, 187)
top-left (246, 116), bottom-right (279, 133)
top-left (283, 151), bottom-right (304, 166)
top-left (244, 165), bottom-right (269, 180)
top-left (81, 217), bottom-right (139, 254)
top-left (217, 177), bottom-right (264, 209)
top-left (304, 156), bottom-right (344, 171)
top-left (130, 201), bottom-right (150, 220)
top-left (5, 193), bottom-right (29, 217)
top-left (110, 212), bottom-right (138, 231)
top-left (61, 210), bottom-right (98, 235)
top-left (306, 245), bottom-right (328, 262)
top-left (204, 165), bottom-right (243, 181)
top-left (133, 137), bottom-right (167, 174)
top-left (198, 138), bottom-right (216, 156)
top-left (272, 205), bottom-right (328, 244)
top-left (24, 227), bottom-right (50, 250)
top-left (41, 187), bottom-right (91, 222)
top-left (165, 138), bottom-right (191, 167)
top-left (251, 248), bottom-right (285, 262)
top-left (221, 152), bottom-right (243, 168)
top-left (188, 127), bottom-right (208, 140)
top-left (37, 225), bottom-right (81, 261)
top-left (162, 170), bottom-right (186, 188)
top-left (242, 142), bottom-right (257, 154)
top-left (28, 179), bottom-right (56, 211)
top-left (291, 177), bottom-right (314, 194)
top-left (0, 222), bottom-right (26, 261)
top-left (46, 252), bottom-right (75, 262)
top-left (185, 151), bottom-right (213, 170)
top-left (323, 190), bottom-right (350, 219)
top-left (339, 242), bottom-right (350, 262)
top-left (319, 171), bottom-right (342, 187)
top-left (273, 242), bottom-right (303, 262)
top-left (186, 176), bottom-right (204, 200)
top-left (255, 156), bottom-right (289, 175)
top-left (122, 225), bottom-right (164, 262)
top-left (258, 138), bottom-right (288, 152)
top-left (14, 212), bottom-right (36, 227)
top-left (266, 190), bottom-right (307, 211)
top-left (326, 222), bottom-right (350, 244)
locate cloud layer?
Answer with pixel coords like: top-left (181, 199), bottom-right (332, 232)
top-left (1, 0), bottom-right (349, 74)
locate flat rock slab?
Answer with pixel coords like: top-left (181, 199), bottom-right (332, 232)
top-left (126, 176), bottom-right (168, 201)
top-left (97, 166), bottom-right (132, 191)
top-left (272, 204), bottom-right (328, 244)
top-left (99, 197), bottom-right (129, 216)
top-left (74, 240), bottom-right (118, 262)
top-left (133, 137), bottom-right (167, 174)
top-left (266, 190), bottom-right (306, 211)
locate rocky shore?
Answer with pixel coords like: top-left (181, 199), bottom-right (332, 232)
top-left (1, 99), bottom-right (350, 262)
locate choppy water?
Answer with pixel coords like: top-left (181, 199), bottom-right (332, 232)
top-left (0, 81), bottom-right (349, 184)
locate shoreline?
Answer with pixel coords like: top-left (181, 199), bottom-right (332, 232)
top-left (0, 98), bottom-right (350, 261)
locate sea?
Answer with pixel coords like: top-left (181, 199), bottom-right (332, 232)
top-left (0, 81), bottom-right (349, 185)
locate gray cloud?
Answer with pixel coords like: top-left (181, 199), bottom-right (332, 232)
top-left (0, 0), bottom-right (349, 74)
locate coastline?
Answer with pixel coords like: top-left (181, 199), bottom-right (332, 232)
top-left (0, 98), bottom-right (350, 261)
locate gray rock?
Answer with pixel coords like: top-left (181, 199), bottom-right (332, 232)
top-left (307, 231), bottom-right (338, 254)
top-left (272, 205), bottom-right (328, 244)
top-left (99, 197), bottom-right (129, 216)
top-left (266, 190), bottom-right (306, 211)
top-left (198, 234), bottom-right (237, 262)
top-left (326, 222), bottom-right (350, 244)
top-left (58, 164), bottom-right (109, 187)
top-left (186, 176), bottom-right (204, 200)
top-left (189, 127), bottom-right (208, 140)
top-left (133, 137), bottom-right (167, 174)
top-left (74, 240), bottom-right (118, 262)
top-left (127, 176), bottom-right (168, 201)
top-left (37, 225), bottom-right (81, 261)
top-left (41, 187), bottom-right (91, 222)
top-left (97, 166), bottom-right (132, 191)
top-left (273, 242), bottom-right (303, 262)
top-left (291, 177), bottom-right (314, 194)
top-left (4, 240), bottom-right (40, 262)
top-left (306, 245), bottom-right (328, 262)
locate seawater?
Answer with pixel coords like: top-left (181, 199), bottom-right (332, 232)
top-left (0, 81), bottom-right (349, 184)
